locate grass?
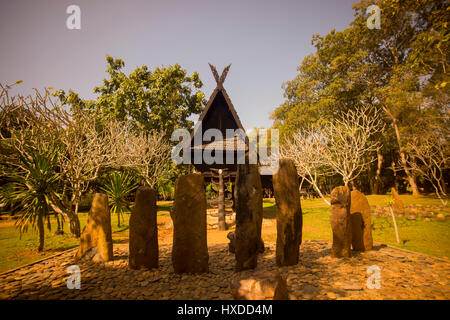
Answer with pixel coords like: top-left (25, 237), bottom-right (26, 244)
top-left (0, 194), bottom-right (448, 273)
top-left (0, 203), bottom-right (170, 273)
top-left (263, 195), bottom-right (450, 259)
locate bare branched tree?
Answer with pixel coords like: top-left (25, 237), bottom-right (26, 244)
top-left (281, 127), bottom-right (333, 205)
top-left (107, 120), bottom-right (172, 188)
top-left (405, 123), bottom-right (449, 205)
top-left (0, 86), bottom-right (113, 236)
top-left (1, 84), bottom-right (172, 237)
top-left (324, 105), bottom-right (384, 187)
top-left (0, 85), bottom-right (75, 241)
top-left (55, 113), bottom-right (118, 237)
top-left (282, 106), bottom-right (384, 205)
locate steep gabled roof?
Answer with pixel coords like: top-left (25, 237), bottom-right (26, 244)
top-left (190, 64), bottom-right (245, 146)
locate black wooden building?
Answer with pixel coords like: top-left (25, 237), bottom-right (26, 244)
top-left (188, 64), bottom-right (273, 229)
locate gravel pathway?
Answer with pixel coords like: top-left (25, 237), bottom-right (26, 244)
top-left (0, 240), bottom-right (448, 300)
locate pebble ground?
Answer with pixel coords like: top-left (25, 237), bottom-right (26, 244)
top-left (0, 240), bottom-right (448, 300)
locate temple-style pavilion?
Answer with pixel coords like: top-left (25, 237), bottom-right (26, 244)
top-left (189, 64), bottom-right (272, 230)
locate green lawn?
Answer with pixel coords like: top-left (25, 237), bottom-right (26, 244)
top-left (0, 195), bottom-right (448, 273)
top-left (263, 195), bottom-right (450, 259)
top-left (0, 204), bottom-right (168, 273)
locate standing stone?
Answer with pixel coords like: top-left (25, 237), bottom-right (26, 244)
top-left (234, 164), bottom-right (263, 271)
top-left (273, 158), bottom-right (303, 266)
top-left (75, 193), bottom-right (113, 262)
top-left (391, 188), bottom-right (405, 213)
top-left (227, 231), bottom-right (236, 253)
top-left (129, 186), bottom-right (158, 269)
top-left (171, 173), bottom-right (209, 273)
top-left (330, 186), bottom-right (352, 258)
top-left (350, 190), bottom-right (373, 251)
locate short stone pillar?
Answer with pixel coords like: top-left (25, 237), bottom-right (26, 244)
top-left (234, 164), bottom-right (263, 271)
top-left (227, 231), bottom-right (236, 253)
top-left (231, 271), bottom-right (289, 300)
top-left (391, 188), bottom-right (405, 213)
top-left (330, 186), bottom-right (352, 258)
top-left (171, 173), bottom-right (209, 273)
top-left (350, 190), bottom-right (373, 251)
top-left (273, 158), bottom-right (303, 266)
top-left (129, 186), bottom-right (158, 269)
top-left (75, 193), bottom-right (113, 262)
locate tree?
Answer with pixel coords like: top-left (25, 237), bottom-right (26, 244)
top-left (1, 84), bottom-right (172, 237)
top-left (0, 84), bottom-right (61, 251)
top-left (56, 56), bottom-right (206, 135)
top-left (282, 106), bottom-right (383, 204)
top-left (405, 118), bottom-right (449, 205)
top-left (323, 106), bottom-right (384, 187)
top-left (272, 0), bottom-right (448, 194)
top-left (8, 148), bottom-right (60, 251)
top-left (53, 109), bottom-right (117, 237)
top-left (48, 111), bottom-right (172, 235)
top-left (107, 120), bottom-right (172, 188)
top-left (281, 127), bottom-right (333, 205)
top-left (352, 0), bottom-right (448, 195)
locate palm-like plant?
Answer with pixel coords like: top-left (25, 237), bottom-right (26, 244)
top-left (101, 172), bottom-right (138, 227)
top-left (6, 149), bottom-right (60, 251)
top-left (156, 177), bottom-right (174, 200)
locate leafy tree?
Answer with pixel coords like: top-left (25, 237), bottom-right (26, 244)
top-left (56, 56), bottom-right (206, 135)
top-left (3, 146), bottom-right (60, 251)
top-left (0, 84), bottom-right (64, 250)
top-left (272, 0), bottom-right (448, 194)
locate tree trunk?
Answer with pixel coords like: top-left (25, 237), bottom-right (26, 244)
top-left (372, 147), bottom-right (383, 194)
top-left (299, 177), bottom-right (305, 192)
top-left (217, 170), bottom-right (227, 230)
top-left (392, 119), bottom-right (420, 195)
top-left (50, 203), bottom-right (81, 237)
top-left (69, 213), bottom-right (81, 237)
top-left (55, 214), bottom-right (64, 235)
top-left (440, 174), bottom-right (447, 196)
top-left (56, 214), bottom-right (61, 232)
top-left (37, 214), bottom-right (45, 252)
top-left (313, 183), bottom-right (331, 206)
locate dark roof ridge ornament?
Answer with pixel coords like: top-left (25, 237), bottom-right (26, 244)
top-left (209, 63), bottom-right (231, 89)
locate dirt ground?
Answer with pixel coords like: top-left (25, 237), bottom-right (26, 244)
top-left (157, 210), bottom-right (277, 246)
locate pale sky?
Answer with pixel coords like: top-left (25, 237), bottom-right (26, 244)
top-left (0, 0), bottom-right (356, 129)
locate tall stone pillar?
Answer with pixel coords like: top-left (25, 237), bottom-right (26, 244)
top-left (273, 158), bottom-right (303, 266)
top-left (350, 190), bottom-right (373, 251)
top-left (330, 186), bottom-right (352, 258)
top-left (391, 187), bottom-right (405, 213)
top-left (171, 173), bottom-right (209, 273)
top-left (234, 164), bottom-right (263, 271)
top-left (129, 186), bottom-right (158, 269)
top-left (75, 193), bottom-right (113, 262)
